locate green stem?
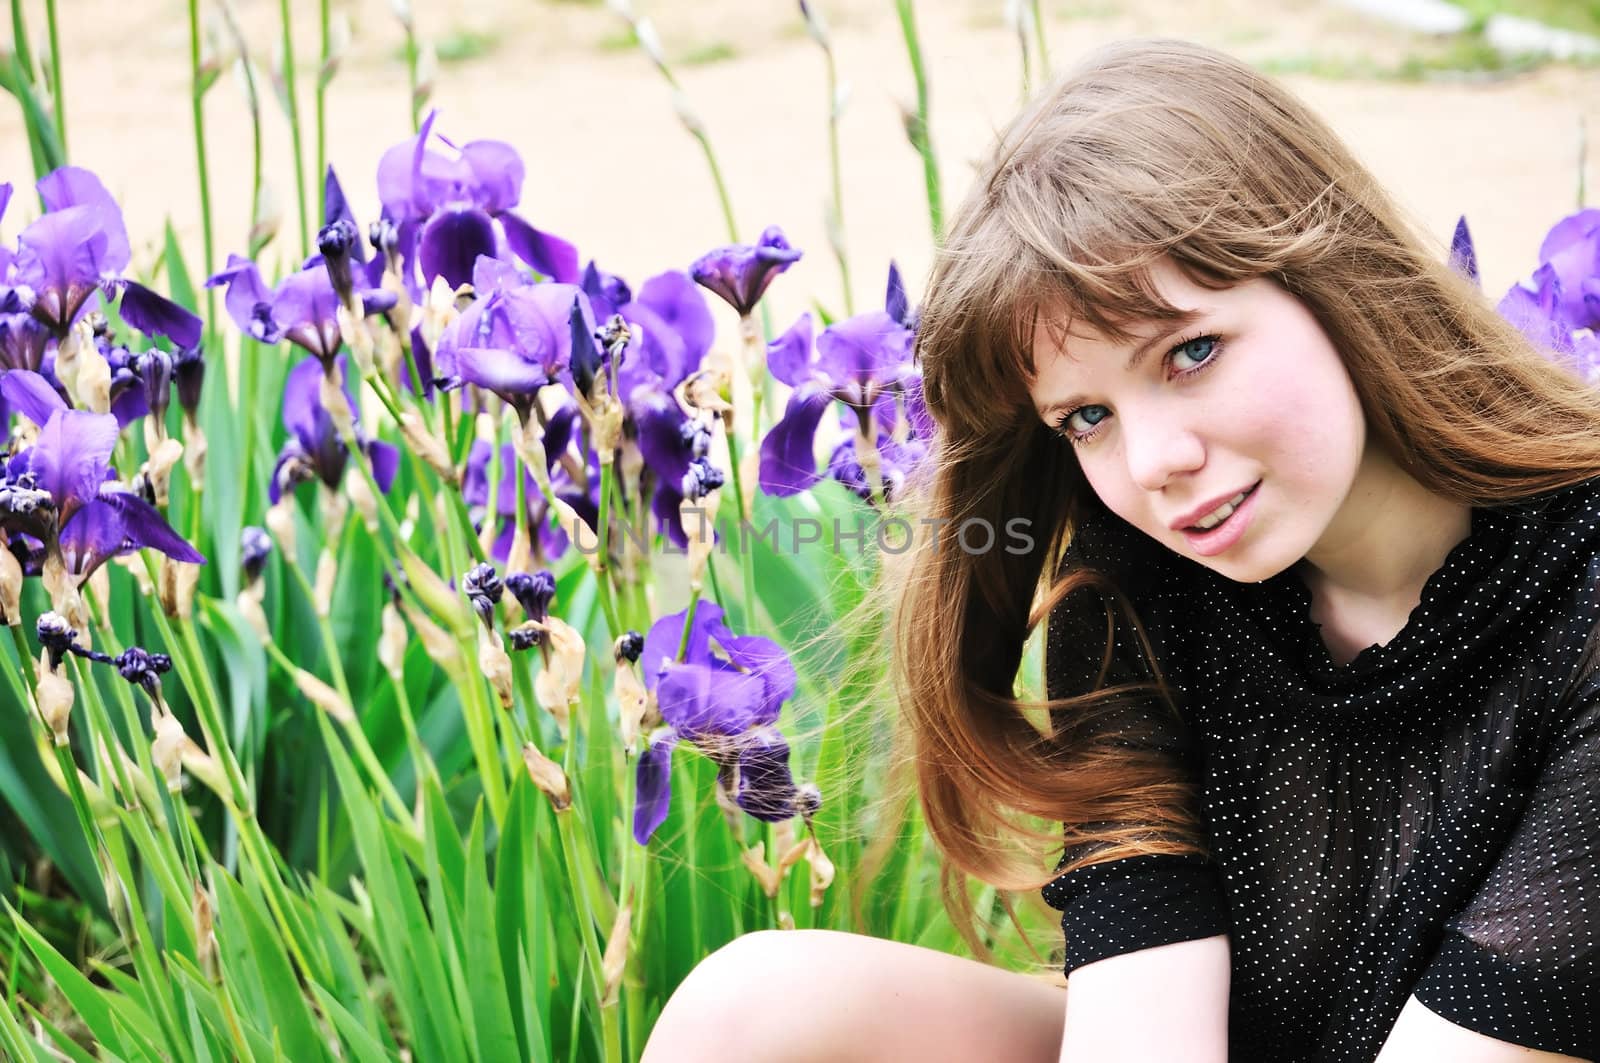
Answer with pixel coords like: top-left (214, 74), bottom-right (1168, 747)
top-left (1030, 0), bottom-right (1050, 82)
top-left (316, 0), bottom-right (330, 222)
top-left (187, 0), bottom-right (218, 334)
top-left (821, 39), bottom-right (853, 315)
top-left (281, 550), bottom-right (413, 825)
top-left (43, 0), bottom-right (64, 155)
top-left (894, 0), bottom-right (943, 243)
top-left (278, 0), bottom-right (310, 258)
top-left (722, 431), bottom-right (757, 632)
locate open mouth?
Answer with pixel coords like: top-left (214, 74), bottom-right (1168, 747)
top-left (1185, 482), bottom-right (1259, 533)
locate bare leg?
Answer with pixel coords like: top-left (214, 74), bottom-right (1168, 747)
top-left (641, 929), bottom-right (1066, 1063)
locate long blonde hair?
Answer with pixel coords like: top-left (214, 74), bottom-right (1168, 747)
top-left (844, 36), bottom-right (1600, 975)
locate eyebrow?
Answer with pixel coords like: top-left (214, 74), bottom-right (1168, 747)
top-left (1036, 311), bottom-right (1205, 422)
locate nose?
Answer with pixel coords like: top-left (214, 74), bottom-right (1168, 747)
top-left (1120, 405), bottom-right (1206, 493)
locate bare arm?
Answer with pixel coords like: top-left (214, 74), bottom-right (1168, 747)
top-left (1059, 933), bottom-right (1231, 1063)
top-left (1374, 996), bottom-right (1592, 1063)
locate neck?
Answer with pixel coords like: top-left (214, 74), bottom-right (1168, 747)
top-left (1294, 446), bottom-right (1472, 611)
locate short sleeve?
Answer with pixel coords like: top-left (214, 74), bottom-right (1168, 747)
top-left (1039, 544), bottom-right (1229, 978)
top-left (1412, 674), bottom-right (1600, 1057)
top-left (1043, 852), bottom-right (1231, 975)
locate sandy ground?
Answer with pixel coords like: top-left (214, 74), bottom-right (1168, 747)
top-left (2, 0), bottom-right (1597, 337)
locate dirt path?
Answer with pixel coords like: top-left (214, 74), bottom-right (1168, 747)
top-left (3, 0), bottom-right (1595, 331)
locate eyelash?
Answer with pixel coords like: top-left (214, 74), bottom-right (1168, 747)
top-left (1050, 332), bottom-right (1226, 447)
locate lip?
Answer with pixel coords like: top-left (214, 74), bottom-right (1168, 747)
top-left (1168, 481), bottom-right (1262, 531)
top-left (1178, 481), bottom-right (1261, 557)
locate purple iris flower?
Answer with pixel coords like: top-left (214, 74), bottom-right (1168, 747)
top-left (1498, 263), bottom-right (1577, 356)
top-left (0, 369), bottom-right (203, 579)
top-left (11, 167), bottom-right (201, 347)
top-left (1532, 209), bottom-right (1600, 332)
top-left (205, 254), bottom-right (396, 364)
top-left (689, 226), bottom-right (802, 317)
top-left (632, 600), bottom-right (806, 845)
top-left (757, 298), bottom-right (917, 497)
top-left (0, 290), bottom-right (51, 374)
top-left (269, 356), bottom-right (399, 502)
top-left (1448, 216), bottom-right (1480, 288)
top-left (461, 404), bottom-right (599, 564)
top-left (432, 256), bottom-right (595, 412)
top-left (376, 111), bottom-right (579, 291)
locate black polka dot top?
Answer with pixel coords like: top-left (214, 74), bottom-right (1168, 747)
top-left (1040, 474), bottom-right (1600, 1061)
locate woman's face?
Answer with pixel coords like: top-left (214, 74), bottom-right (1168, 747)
top-left (1027, 259), bottom-right (1369, 584)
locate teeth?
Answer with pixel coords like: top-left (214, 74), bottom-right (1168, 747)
top-left (1191, 489), bottom-right (1250, 531)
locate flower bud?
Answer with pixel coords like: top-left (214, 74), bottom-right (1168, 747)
top-left (313, 548), bottom-right (337, 619)
top-left (159, 557), bottom-right (200, 620)
top-left (615, 661), bottom-right (647, 756)
top-left (318, 368), bottom-right (355, 439)
top-left (193, 881), bottom-right (217, 979)
top-left (741, 842), bottom-right (782, 899)
top-left (240, 526), bottom-right (273, 586)
top-left (37, 650), bottom-right (74, 745)
top-left (238, 583), bottom-right (272, 644)
top-left (293, 668), bottom-right (354, 724)
top-left (808, 835), bottom-right (835, 908)
top-left (265, 498), bottom-right (298, 558)
top-left (378, 602), bottom-right (408, 679)
top-left (462, 562), bottom-right (503, 627)
top-left (477, 628), bottom-right (514, 711)
top-left (521, 741), bottom-right (571, 811)
top-left (114, 646), bottom-right (174, 698)
top-left (399, 411), bottom-right (456, 482)
top-left (601, 897), bottom-right (632, 1008)
top-left (337, 303), bottom-right (375, 375)
top-left (174, 345), bottom-right (206, 416)
top-left (143, 437), bottom-right (185, 507)
top-left (399, 598), bottom-right (464, 672)
top-left (533, 615), bottom-right (585, 738)
top-left (0, 543), bottom-right (21, 626)
top-left (151, 707), bottom-right (187, 792)
top-left (505, 570), bottom-right (556, 623)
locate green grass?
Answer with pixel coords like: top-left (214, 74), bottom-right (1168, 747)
top-left (1262, 33), bottom-right (1600, 82)
top-left (1446, 0), bottom-right (1600, 38)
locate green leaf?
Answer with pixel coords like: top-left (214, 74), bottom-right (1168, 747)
top-left (162, 221), bottom-right (200, 314)
top-left (309, 986), bottom-right (392, 1063)
top-left (210, 874), bottom-right (328, 1061)
top-left (461, 806), bottom-right (520, 1061)
top-left (8, 905), bottom-right (129, 1054)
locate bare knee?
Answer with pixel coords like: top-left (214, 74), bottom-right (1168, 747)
top-left (642, 930), bottom-right (809, 1061)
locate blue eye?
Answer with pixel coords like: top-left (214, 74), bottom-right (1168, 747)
top-left (1049, 332), bottom-right (1226, 447)
top-left (1060, 405), bottom-right (1108, 435)
top-left (1171, 334), bottom-right (1218, 371)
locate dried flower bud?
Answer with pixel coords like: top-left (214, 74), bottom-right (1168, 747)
top-left (293, 668), bottom-right (354, 724)
top-left (533, 615), bottom-right (585, 738)
top-left (521, 741), bottom-right (571, 811)
top-left (265, 497), bottom-right (297, 558)
top-left (399, 410), bottom-right (457, 482)
top-left (615, 661), bottom-right (648, 756)
top-left (238, 583), bottom-right (271, 644)
top-left (741, 842), bottom-right (782, 899)
top-left (807, 835), bottom-right (835, 908)
top-left (159, 557), bottom-right (200, 620)
top-left (37, 651), bottom-right (74, 745)
top-left (614, 630), bottom-right (644, 663)
top-left (478, 628), bottom-right (514, 710)
top-left (0, 543), bottom-right (21, 627)
top-left (151, 707), bottom-right (187, 792)
top-left (193, 881), bottom-right (217, 978)
top-left (313, 548), bottom-right (338, 619)
top-left (378, 602), bottom-right (408, 679)
top-left (601, 897), bottom-right (632, 1007)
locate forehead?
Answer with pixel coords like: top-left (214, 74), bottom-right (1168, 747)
top-left (1029, 260), bottom-right (1216, 368)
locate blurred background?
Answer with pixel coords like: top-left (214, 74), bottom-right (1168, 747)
top-left (3, 0), bottom-right (1597, 349)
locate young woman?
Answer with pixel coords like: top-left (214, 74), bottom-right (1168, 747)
top-left (643, 38), bottom-right (1599, 1062)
